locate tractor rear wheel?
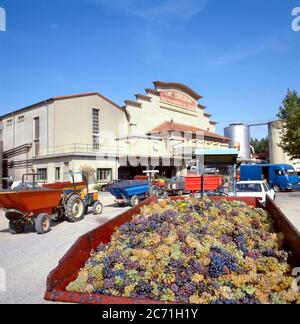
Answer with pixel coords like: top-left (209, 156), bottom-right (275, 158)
top-left (9, 220), bottom-right (25, 235)
top-left (35, 213), bottom-right (51, 234)
top-left (65, 195), bottom-right (85, 222)
top-left (93, 201), bottom-right (103, 215)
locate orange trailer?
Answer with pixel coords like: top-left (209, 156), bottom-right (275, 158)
top-left (0, 189), bottom-right (63, 234)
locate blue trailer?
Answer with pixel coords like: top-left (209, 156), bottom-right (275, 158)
top-left (107, 181), bottom-right (150, 207)
top-left (240, 164), bottom-right (300, 192)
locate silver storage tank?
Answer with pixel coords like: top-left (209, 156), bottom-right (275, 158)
top-left (224, 123), bottom-right (251, 160)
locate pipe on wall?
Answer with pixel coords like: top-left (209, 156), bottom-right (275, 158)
top-left (44, 100), bottom-right (49, 156)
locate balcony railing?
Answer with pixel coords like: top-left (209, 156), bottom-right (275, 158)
top-left (34, 141), bottom-right (226, 159)
top-left (36, 144), bottom-right (124, 157)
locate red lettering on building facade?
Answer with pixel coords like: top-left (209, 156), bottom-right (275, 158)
top-left (160, 91), bottom-right (197, 110)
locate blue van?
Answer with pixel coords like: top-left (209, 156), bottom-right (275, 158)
top-left (240, 164), bottom-right (300, 192)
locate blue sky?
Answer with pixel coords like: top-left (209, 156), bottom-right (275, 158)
top-left (0, 0), bottom-right (299, 138)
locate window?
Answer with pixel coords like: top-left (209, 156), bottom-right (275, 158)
top-left (34, 117), bottom-right (40, 156)
top-left (55, 167), bottom-right (61, 181)
top-left (275, 169), bottom-right (285, 176)
top-left (263, 183), bottom-right (269, 192)
top-left (7, 119), bottom-right (13, 127)
top-left (236, 183), bottom-right (262, 193)
top-left (92, 109), bottom-right (100, 150)
top-left (37, 168), bottom-right (47, 182)
top-left (93, 109), bottom-right (100, 134)
top-left (93, 135), bottom-right (100, 150)
top-left (18, 115), bottom-right (25, 123)
top-left (286, 168), bottom-right (296, 176)
top-left (97, 169), bottom-right (112, 182)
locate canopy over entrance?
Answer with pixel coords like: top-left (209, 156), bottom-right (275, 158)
top-left (195, 148), bottom-right (239, 165)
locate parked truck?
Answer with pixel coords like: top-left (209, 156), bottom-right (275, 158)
top-left (240, 164), bottom-right (300, 192)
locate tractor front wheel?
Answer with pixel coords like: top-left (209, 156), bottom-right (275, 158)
top-left (9, 220), bottom-right (25, 235)
top-left (65, 195), bottom-right (85, 222)
top-left (35, 213), bottom-right (51, 234)
top-left (93, 201), bottom-right (103, 215)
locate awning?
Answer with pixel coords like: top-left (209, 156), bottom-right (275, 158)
top-left (194, 148), bottom-right (239, 165)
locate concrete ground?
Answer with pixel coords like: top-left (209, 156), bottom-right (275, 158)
top-left (0, 191), bottom-right (299, 304)
top-left (0, 192), bottom-right (130, 304)
top-left (275, 191), bottom-right (300, 231)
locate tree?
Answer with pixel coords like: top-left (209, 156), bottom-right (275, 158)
top-left (277, 90), bottom-right (300, 160)
top-left (250, 137), bottom-right (269, 154)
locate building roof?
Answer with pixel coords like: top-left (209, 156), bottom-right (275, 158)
top-left (153, 81), bottom-right (203, 101)
top-left (0, 92), bottom-right (123, 119)
top-left (149, 121), bottom-right (230, 142)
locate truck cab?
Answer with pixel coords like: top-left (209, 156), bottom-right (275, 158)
top-left (240, 164), bottom-right (300, 192)
top-left (294, 165), bottom-right (300, 177)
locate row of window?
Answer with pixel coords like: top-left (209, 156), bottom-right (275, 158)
top-left (6, 109), bottom-right (100, 154)
top-left (6, 115), bottom-right (25, 126)
top-left (36, 168), bottom-right (113, 183)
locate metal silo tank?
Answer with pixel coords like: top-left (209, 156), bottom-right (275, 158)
top-left (224, 123), bottom-right (251, 160)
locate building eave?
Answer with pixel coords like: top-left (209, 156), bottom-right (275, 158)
top-left (154, 81), bottom-right (203, 101)
top-left (124, 100), bottom-right (142, 108)
top-left (0, 92), bottom-right (124, 119)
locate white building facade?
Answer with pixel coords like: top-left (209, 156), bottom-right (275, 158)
top-left (0, 82), bottom-right (231, 185)
top-left (269, 121), bottom-right (300, 169)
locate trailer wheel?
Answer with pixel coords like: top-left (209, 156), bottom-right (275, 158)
top-left (177, 190), bottom-right (184, 197)
top-left (93, 201), bottom-right (103, 215)
top-left (130, 196), bottom-right (139, 207)
top-left (65, 195), bottom-right (85, 222)
top-left (9, 220), bottom-right (25, 235)
top-left (35, 213), bottom-right (51, 234)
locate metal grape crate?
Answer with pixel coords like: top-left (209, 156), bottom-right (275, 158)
top-left (44, 196), bottom-right (300, 304)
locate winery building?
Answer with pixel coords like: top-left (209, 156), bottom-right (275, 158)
top-left (0, 81), bottom-right (233, 185)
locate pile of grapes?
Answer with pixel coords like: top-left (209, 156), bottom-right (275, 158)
top-left (67, 198), bottom-right (300, 304)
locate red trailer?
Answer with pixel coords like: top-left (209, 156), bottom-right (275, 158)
top-left (185, 175), bottom-right (222, 191)
top-left (164, 175), bottom-right (223, 196)
top-left (44, 196), bottom-right (300, 304)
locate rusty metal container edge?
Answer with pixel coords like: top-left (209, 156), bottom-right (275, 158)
top-left (44, 196), bottom-right (300, 304)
